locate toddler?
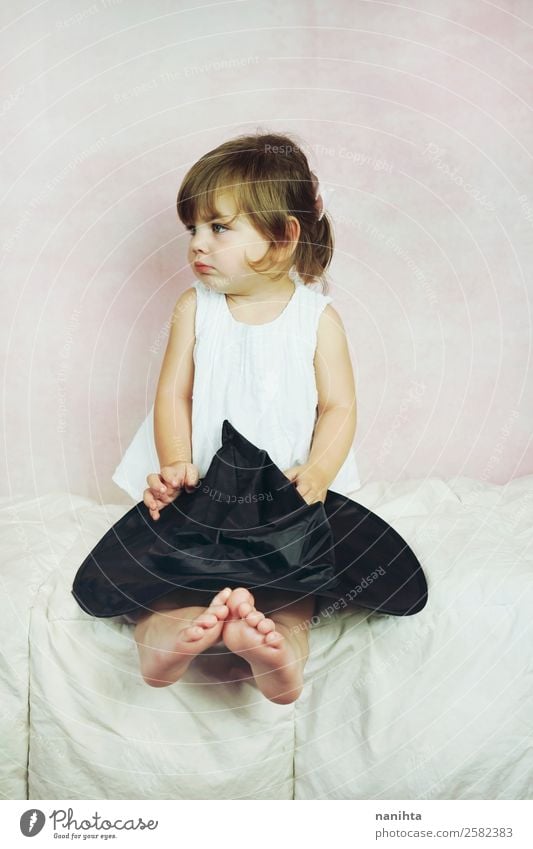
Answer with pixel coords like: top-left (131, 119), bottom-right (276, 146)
top-left (126, 131), bottom-right (358, 704)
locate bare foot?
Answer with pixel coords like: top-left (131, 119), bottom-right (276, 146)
top-left (222, 599), bottom-right (309, 704)
top-left (135, 587), bottom-right (232, 687)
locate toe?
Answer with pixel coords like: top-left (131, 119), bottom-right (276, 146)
top-left (229, 587), bottom-right (255, 609)
top-left (183, 625), bottom-right (204, 641)
top-left (257, 617), bottom-right (276, 634)
top-left (264, 630), bottom-right (284, 646)
top-left (238, 601), bottom-right (254, 618)
top-left (212, 588), bottom-right (232, 605)
top-left (225, 587), bottom-right (257, 621)
top-left (210, 603), bottom-right (229, 620)
top-left (195, 613), bottom-right (218, 628)
top-left (245, 610), bottom-right (265, 627)
top-left (236, 585), bottom-right (254, 600)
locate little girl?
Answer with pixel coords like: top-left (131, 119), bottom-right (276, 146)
top-left (73, 130), bottom-right (427, 704)
top-left (127, 131), bottom-right (360, 704)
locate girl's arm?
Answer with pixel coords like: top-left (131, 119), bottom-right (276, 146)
top-left (153, 287), bottom-right (197, 467)
top-left (307, 304), bottom-right (357, 485)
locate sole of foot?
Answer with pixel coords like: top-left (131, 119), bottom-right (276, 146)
top-left (137, 587), bottom-right (232, 687)
top-left (222, 600), bottom-right (307, 704)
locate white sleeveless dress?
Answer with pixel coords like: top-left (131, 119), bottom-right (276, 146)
top-left (112, 277), bottom-right (361, 500)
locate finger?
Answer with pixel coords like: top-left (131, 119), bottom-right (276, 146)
top-left (156, 493), bottom-right (176, 506)
top-left (162, 467), bottom-right (185, 489)
top-left (145, 488), bottom-right (167, 511)
top-left (145, 497), bottom-right (160, 519)
top-left (147, 473), bottom-right (167, 494)
top-left (144, 489), bottom-right (158, 509)
top-left (148, 491), bottom-right (166, 508)
top-left (184, 466), bottom-right (199, 492)
top-left (151, 479), bottom-right (179, 499)
top-left (160, 470), bottom-right (179, 488)
top-left (160, 483), bottom-right (182, 498)
top-left (150, 485), bottom-right (173, 500)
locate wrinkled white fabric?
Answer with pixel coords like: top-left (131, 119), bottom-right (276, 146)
top-left (18, 476), bottom-right (533, 798)
top-left (112, 277), bottom-right (361, 501)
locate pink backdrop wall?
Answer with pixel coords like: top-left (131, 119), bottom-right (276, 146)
top-left (2, 0), bottom-right (532, 504)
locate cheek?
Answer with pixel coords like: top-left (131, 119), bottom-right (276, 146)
top-left (242, 238), bottom-right (270, 262)
top-left (223, 239), bottom-right (246, 263)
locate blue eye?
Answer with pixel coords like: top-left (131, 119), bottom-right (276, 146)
top-left (186, 223), bottom-right (228, 235)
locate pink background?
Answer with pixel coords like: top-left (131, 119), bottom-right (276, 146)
top-left (2, 0), bottom-right (532, 504)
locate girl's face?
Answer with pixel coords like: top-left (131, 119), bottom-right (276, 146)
top-left (185, 192), bottom-right (275, 292)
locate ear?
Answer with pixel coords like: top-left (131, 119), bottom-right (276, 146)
top-left (273, 215), bottom-right (301, 267)
top-left (286, 214), bottom-right (301, 244)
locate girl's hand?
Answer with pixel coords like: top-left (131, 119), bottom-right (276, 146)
top-left (144, 462), bottom-right (200, 521)
top-left (282, 463), bottom-right (329, 505)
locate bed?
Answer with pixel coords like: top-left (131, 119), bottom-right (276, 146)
top-left (1, 474), bottom-right (532, 799)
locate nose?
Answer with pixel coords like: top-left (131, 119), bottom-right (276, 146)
top-left (189, 225), bottom-right (211, 254)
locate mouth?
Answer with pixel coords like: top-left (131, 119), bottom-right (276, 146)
top-left (194, 262), bottom-right (214, 271)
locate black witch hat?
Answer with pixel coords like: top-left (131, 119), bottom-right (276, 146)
top-left (72, 420), bottom-right (428, 619)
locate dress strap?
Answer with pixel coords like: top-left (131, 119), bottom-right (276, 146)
top-left (296, 283), bottom-right (333, 345)
top-left (192, 280), bottom-right (212, 337)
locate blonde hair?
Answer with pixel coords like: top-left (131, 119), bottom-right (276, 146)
top-left (177, 130), bottom-right (333, 290)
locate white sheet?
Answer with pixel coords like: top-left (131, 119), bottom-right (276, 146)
top-left (0, 493), bottom-right (107, 799)
top-left (2, 475), bottom-right (532, 799)
top-left (296, 475), bottom-right (533, 799)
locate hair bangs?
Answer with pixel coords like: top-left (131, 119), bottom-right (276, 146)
top-left (177, 163), bottom-right (251, 227)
